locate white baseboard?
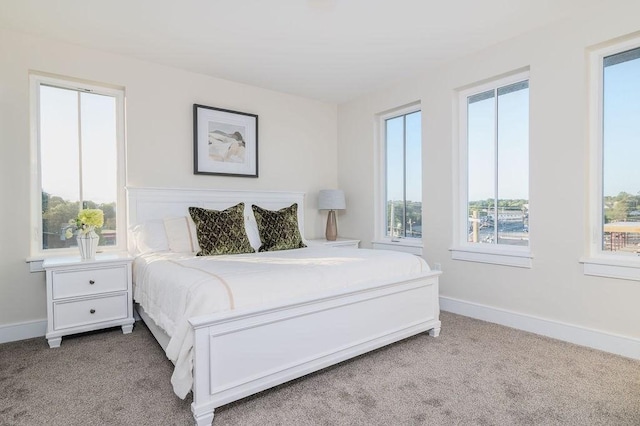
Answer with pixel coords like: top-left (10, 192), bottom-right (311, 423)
top-left (0, 319), bottom-right (47, 344)
top-left (440, 296), bottom-right (640, 360)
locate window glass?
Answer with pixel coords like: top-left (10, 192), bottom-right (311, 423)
top-left (386, 116), bottom-right (405, 237)
top-left (467, 90), bottom-right (496, 243)
top-left (602, 47), bottom-right (640, 253)
top-left (466, 80), bottom-right (529, 247)
top-left (38, 82), bottom-right (121, 251)
top-left (384, 110), bottom-right (422, 239)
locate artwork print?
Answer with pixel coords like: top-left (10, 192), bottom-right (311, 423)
top-left (208, 121), bottom-right (246, 163)
top-left (194, 104), bottom-right (258, 177)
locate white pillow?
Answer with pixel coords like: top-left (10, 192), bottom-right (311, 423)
top-left (244, 214), bottom-right (262, 252)
top-left (163, 216), bottom-right (200, 253)
top-left (129, 220), bottom-right (170, 255)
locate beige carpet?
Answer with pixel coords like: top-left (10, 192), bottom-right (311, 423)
top-left (1, 311), bottom-right (638, 425)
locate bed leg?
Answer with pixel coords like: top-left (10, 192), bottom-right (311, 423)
top-left (428, 326), bottom-right (441, 337)
top-left (193, 409), bottom-right (214, 426)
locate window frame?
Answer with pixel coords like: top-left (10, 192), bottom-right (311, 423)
top-left (29, 74), bottom-right (127, 258)
top-left (374, 103), bottom-right (423, 249)
top-left (582, 36), bottom-right (640, 280)
top-left (452, 70), bottom-right (532, 268)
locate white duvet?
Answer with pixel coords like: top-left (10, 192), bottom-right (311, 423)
top-left (133, 246), bottom-right (429, 398)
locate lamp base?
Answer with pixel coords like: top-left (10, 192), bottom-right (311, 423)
top-left (325, 210), bottom-right (337, 241)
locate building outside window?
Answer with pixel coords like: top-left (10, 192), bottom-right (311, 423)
top-left (30, 75), bottom-right (126, 256)
top-left (381, 107), bottom-right (422, 240)
top-left (452, 71), bottom-right (531, 268)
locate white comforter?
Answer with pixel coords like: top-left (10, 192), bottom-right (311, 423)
top-left (133, 247), bottom-right (429, 398)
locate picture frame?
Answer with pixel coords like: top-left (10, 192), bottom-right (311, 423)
top-left (193, 104), bottom-right (258, 177)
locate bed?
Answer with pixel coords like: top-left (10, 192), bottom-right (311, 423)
top-left (127, 187), bottom-right (441, 425)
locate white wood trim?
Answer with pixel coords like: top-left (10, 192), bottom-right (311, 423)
top-left (0, 319), bottom-right (47, 344)
top-left (372, 240), bottom-right (423, 256)
top-left (115, 85), bottom-right (127, 255)
top-left (587, 41), bottom-right (606, 259)
top-left (127, 187), bottom-right (306, 239)
top-left (27, 259), bottom-right (45, 273)
top-left (450, 246), bottom-right (532, 268)
top-left (440, 296), bottom-right (640, 359)
top-left (373, 237), bottom-right (423, 247)
top-left (580, 256), bottom-right (640, 281)
top-left (306, 238), bottom-right (360, 248)
top-left (29, 74), bottom-right (42, 256)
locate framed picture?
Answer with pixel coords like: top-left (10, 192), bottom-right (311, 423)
top-left (193, 104), bottom-right (258, 177)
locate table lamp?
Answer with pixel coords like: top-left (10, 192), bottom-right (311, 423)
top-left (318, 189), bottom-right (346, 241)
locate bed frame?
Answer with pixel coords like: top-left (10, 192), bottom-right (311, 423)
top-left (127, 187), bottom-right (441, 426)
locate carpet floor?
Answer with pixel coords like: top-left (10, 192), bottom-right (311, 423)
top-left (0, 311), bottom-right (638, 425)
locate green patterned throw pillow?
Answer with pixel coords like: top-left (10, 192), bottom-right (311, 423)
top-left (188, 204), bottom-right (254, 256)
top-left (252, 203), bottom-right (306, 252)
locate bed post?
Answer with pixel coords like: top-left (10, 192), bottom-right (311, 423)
top-left (192, 410), bottom-right (214, 426)
top-left (191, 325), bottom-right (215, 425)
top-left (428, 278), bottom-right (441, 337)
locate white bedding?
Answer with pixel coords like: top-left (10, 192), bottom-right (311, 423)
top-left (133, 246), bottom-right (429, 398)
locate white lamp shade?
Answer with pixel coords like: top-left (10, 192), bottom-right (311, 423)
top-left (318, 189), bottom-right (346, 210)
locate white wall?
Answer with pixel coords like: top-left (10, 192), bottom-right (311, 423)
top-left (338, 2), bottom-right (640, 343)
top-left (0, 29), bottom-right (337, 332)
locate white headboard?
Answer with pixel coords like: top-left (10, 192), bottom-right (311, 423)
top-left (126, 187), bottom-right (306, 236)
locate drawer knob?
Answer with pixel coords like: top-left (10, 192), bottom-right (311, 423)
top-left (89, 280), bottom-right (95, 285)
top-left (90, 309), bottom-right (96, 314)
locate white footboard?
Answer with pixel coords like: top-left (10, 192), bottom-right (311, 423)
top-left (188, 272), bottom-right (441, 425)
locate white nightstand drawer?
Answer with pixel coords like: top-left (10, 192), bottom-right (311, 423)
top-left (52, 266), bottom-right (127, 299)
top-left (54, 293), bottom-right (128, 330)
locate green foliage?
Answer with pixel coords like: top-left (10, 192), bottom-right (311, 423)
top-left (468, 198), bottom-right (528, 222)
top-left (43, 200), bottom-right (80, 234)
top-left (469, 198), bottom-right (528, 210)
top-left (387, 200), bottom-right (422, 238)
top-left (42, 191), bottom-right (49, 213)
top-left (101, 202), bottom-right (117, 230)
top-left (41, 193), bottom-right (117, 249)
top-left (603, 192), bottom-right (640, 223)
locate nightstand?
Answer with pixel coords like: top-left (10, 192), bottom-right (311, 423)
top-left (43, 253), bottom-right (135, 348)
top-left (307, 238), bottom-right (360, 249)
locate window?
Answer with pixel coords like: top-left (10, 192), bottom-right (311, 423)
top-left (30, 75), bottom-right (126, 257)
top-left (583, 37), bottom-right (640, 280)
top-left (377, 106), bottom-right (422, 244)
top-left (600, 47), bottom-right (640, 253)
top-left (453, 71), bottom-right (531, 267)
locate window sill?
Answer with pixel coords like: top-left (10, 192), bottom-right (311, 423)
top-left (580, 256), bottom-right (640, 281)
top-left (26, 258), bottom-right (45, 273)
top-left (26, 247), bottom-right (126, 273)
top-left (372, 239), bottom-right (423, 256)
top-left (450, 246), bottom-right (532, 268)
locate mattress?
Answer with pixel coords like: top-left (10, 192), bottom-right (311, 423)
top-left (133, 246), bottom-right (430, 398)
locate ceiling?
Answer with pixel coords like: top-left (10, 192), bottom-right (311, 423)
top-left (0, 0), bottom-right (603, 103)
